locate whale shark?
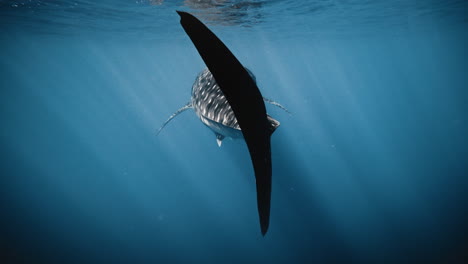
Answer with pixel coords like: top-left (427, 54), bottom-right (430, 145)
top-left (157, 68), bottom-right (287, 146)
top-left (158, 11), bottom-right (286, 235)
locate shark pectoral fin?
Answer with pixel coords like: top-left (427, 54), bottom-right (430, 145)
top-left (216, 133), bottom-right (225, 147)
top-left (263, 97), bottom-right (291, 114)
top-left (156, 102), bottom-right (192, 136)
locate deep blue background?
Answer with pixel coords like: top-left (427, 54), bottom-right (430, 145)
top-left (1, 1), bottom-right (467, 263)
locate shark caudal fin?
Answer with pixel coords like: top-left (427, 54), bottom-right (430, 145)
top-left (177, 11), bottom-right (273, 236)
top-left (156, 102), bottom-right (192, 135)
top-left (266, 115), bottom-right (280, 135)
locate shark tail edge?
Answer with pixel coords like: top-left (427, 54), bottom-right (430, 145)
top-left (177, 10), bottom-right (274, 236)
top-left (156, 102), bottom-right (192, 136)
top-left (255, 144), bottom-right (272, 236)
top-left (267, 115), bottom-right (280, 135)
top-left (260, 210), bottom-right (270, 236)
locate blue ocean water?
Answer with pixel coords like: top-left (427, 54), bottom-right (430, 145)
top-left (1, 0), bottom-right (468, 263)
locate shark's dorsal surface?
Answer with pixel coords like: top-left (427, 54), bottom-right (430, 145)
top-left (156, 68), bottom-right (286, 142)
top-left (177, 10), bottom-right (273, 235)
top-left (190, 68), bottom-right (281, 146)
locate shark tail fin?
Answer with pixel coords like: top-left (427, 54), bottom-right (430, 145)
top-left (156, 102), bottom-right (192, 136)
top-left (263, 97), bottom-right (291, 114)
top-left (266, 115), bottom-right (280, 135)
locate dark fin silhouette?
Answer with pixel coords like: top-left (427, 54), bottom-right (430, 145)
top-left (263, 97), bottom-right (291, 114)
top-left (267, 115), bottom-right (280, 135)
top-left (177, 11), bottom-right (272, 235)
top-left (215, 133), bottom-right (225, 147)
top-left (156, 102), bottom-right (192, 136)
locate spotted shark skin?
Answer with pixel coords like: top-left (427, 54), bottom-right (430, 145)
top-left (192, 68), bottom-right (281, 144)
top-left (157, 68), bottom-right (283, 146)
top-left (192, 68), bottom-right (241, 137)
